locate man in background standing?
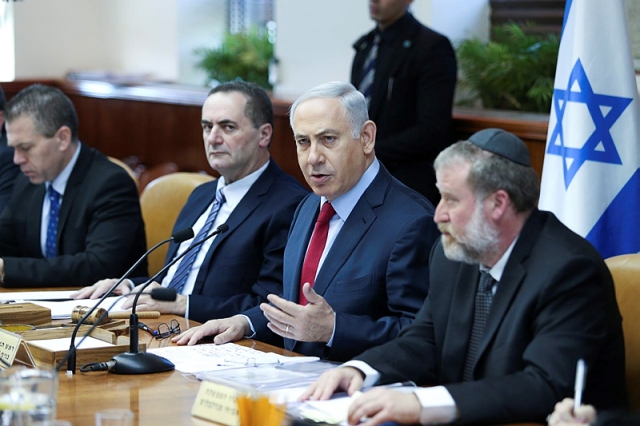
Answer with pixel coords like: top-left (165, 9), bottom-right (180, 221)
top-left (352, 0), bottom-right (457, 205)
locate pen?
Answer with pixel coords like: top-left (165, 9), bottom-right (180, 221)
top-left (138, 322), bottom-right (158, 337)
top-left (573, 359), bottom-right (587, 412)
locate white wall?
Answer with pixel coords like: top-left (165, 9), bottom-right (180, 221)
top-left (5, 0), bottom-right (490, 93)
top-left (12, 0), bottom-right (104, 79)
top-left (9, 0), bottom-right (179, 81)
top-left (177, 0), bottom-right (227, 86)
top-left (100, 0), bottom-right (179, 82)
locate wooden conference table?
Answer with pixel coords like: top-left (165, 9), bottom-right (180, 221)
top-left (51, 315), bottom-right (543, 426)
top-left (54, 315), bottom-right (297, 426)
top-left (0, 283), bottom-right (542, 426)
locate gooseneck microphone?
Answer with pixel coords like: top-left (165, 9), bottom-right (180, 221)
top-left (109, 223), bottom-right (229, 375)
top-left (61, 227), bottom-right (195, 374)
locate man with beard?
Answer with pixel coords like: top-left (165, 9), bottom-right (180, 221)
top-left (300, 128), bottom-right (627, 425)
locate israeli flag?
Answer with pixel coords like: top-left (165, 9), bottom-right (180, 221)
top-left (539, 0), bottom-right (640, 259)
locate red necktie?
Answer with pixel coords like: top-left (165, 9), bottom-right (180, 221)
top-left (299, 202), bottom-right (336, 305)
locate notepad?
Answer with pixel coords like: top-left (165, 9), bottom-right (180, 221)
top-left (147, 343), bottom-right (318, 373)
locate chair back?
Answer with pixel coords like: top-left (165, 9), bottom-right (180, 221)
top-left (140, 172), bottom-right (215, 276)
top-left (108, 156), bottom-right (139, 191)
top-left (605, 253), bottom-right (640, 410)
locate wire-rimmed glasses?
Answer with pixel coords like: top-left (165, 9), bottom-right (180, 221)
top-left (155, 319), bottom-right (181, 339)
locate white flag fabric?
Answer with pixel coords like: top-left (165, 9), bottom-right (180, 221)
top-left (538, 0), bottom-right (640, 259)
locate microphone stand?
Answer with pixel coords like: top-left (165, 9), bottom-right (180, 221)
top-left (110, 223), bottom-right (229, 375)
top-left (62, 228), bottom-right (194, 374)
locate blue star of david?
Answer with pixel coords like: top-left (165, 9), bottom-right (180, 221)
top-left (547, 59), bottom-right (633, 188)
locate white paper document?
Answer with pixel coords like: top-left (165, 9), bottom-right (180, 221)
top-left (27, 336), bottom-right (114, 352)
top-left (147, 343), bottom-right (318, 374)
top-left (28, 297), bottom-right (130, 320)
top-left (291, 385), bottom-right (418, 425)
top-left (0, 290), bottom-right (77, 302)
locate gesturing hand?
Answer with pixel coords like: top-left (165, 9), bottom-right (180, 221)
top-left (260, 282), bottom-right (335, 343)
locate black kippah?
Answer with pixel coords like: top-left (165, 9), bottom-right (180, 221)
top-left (468, 128), bottom-right (532, 167)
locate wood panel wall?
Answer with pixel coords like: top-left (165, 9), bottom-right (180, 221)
top-left (1, 80), bottom-right (548, 187)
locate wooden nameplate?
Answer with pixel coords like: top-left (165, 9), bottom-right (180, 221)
top-left (0, 302), bottom-right (51, 326)
top-left (10, 325), bottom-right (146, 369)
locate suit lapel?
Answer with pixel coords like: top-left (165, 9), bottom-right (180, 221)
top-left (283, 195), bottom-right (319, 303)
top-left (164, 181), bottom-right (218, 266)
top-left (474, 210), bottom-right (544, 372)
top-left (25, 184), bottom-right (46, 255)
top-left (441, 264), bottom-right (478, 382)
top-left (56, 146), bottom-right (93, 250)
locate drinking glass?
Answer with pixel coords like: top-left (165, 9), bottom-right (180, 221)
top-left (95, 409), bottom-right (133, 426)
top-left (0, 367), bottom-right (58, 426)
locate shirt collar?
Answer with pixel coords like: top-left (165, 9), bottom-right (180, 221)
top-left (321, 157), bottom-right (380, 222)
top-left (483, 236), bottom-right (519, 282)
top-left (48, 143), bottom-right (81, 196)
top-left (216, 159), bottom-right (269, 209)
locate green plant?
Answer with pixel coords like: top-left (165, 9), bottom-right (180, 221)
top-left (195, 28), bottom-right (274, 90)
top-left (456, 23), bottom-right (560, 112)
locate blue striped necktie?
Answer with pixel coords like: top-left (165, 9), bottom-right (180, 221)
top-left (167, 188), bottom-right (225, 293)
top-left (45, 186), bottom-right (61, 258)
top-left (359, 34), bottom-right (380, 106)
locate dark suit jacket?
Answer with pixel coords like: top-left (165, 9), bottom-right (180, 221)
top-left (0, 130), bottom-right (19, 213)
top-left (0, 144), bottom-right (147, 288)
top-left (351, 13), bottom-right (457, 204)
top-left (151, 160), bottom-right (307, 324)
top-left (356, 209), bottom-right (627, 424)
top-left (247, 165), bottom-right (439, 361)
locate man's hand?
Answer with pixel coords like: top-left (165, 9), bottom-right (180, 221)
top-left (71, 278), bottom-right (130, 299)
top-left (260, 282), bottom-right (335, 343)
top-left (119, 282), bottom-right (186, 315)
top-left (347, 388), bottom-right (421, 426)
top-left (547, 398), bottom-right (596, 426)
top-left (300, 367), bottom-right (364, 401)
top-left (172, 315), bottom-right (251, 346)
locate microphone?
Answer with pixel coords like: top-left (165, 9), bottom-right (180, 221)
top-left (61, 227), bottom-right (195, 374)
top-left (109, 223), bottom-right (229, 375)
top-left (149, 287), bottom-right (178, 302)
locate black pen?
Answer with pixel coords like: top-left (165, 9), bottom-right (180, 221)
top-left (138, 322), bottom-right (158, 337)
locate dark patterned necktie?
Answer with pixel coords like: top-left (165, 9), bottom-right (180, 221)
top-left (462, 270), bottom-right (495, 381)
top-left (167, 188), bottom-right (225, 293)
top-left (45, 186), bottom-right (61, 258)
top-left (359, 35), bottom-right (380, 107)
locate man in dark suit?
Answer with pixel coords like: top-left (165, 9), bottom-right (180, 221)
top-left (73, 82), bottom-right (307, 324)
top-left (0, 84), bottom-right (147, 287)
top-left (302, 129), bottom-right (626, 425)
top-left (352, 0), bottom-right (457, 205)
top-left (0, 85), bottom-right (20, 213)
top-left (174, 81), bottom-right (439, 361)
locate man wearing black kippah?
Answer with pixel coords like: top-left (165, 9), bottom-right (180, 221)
top-left (301, 129), bottom-right (627, 425)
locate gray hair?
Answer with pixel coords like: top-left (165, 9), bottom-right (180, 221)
top-left (5, 84), bottom-right (79, 142)
top-left (434, 140), bottom-right (540, 213)
top-left (289, 81), bottom-right (368, 138)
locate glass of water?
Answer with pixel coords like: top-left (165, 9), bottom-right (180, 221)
top-left (0, 367), bottom-right (58, 426)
